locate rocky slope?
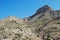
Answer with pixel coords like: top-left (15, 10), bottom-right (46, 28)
top-left (0, 5), bottom-right (60, 40)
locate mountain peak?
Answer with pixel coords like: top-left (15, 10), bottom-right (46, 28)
top-left (41, 5), bottom-right (50, 8)
top-left (37, 5), bottom-right (52, 13)
top-left (29, 5), bottom-right (52, 18)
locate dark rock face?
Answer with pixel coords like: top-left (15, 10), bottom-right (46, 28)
top-left (28, 5), bottom-right (52, 20)
top-left (29, 5), bottom-right (51, 18)
top-left (28, 5), bottom-right (60, 21)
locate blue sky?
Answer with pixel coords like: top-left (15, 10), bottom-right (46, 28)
top-left (0, 0), bottom-right (60, 19)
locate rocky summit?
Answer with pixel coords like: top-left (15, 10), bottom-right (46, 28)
top-left (0, 5), bottom-right (60, 40)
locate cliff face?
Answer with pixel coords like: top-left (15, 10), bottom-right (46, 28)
top-left (0, 5), bottom-right (60, 40)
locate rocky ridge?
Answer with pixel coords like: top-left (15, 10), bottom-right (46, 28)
top-left (0, 5), bottom-right (60, 40)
